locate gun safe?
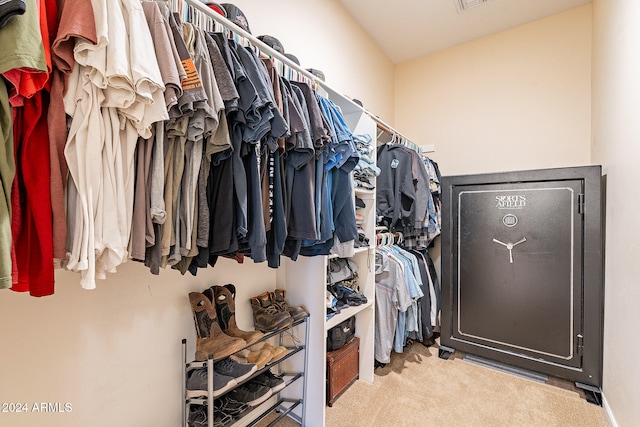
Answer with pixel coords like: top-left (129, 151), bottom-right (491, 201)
top-left (439, 165), bottom-right (604, 404)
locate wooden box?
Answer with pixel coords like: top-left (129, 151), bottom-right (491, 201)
top-left (326, 336), bottom-right (359, 407)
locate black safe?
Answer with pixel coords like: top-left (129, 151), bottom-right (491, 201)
top-left (440, 166), bottom-right (604, 404)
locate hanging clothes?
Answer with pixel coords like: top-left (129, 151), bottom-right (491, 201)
top-left (376, 143), bottom-right (416, 231)
top-left (409, 249), bottom-right (436, 341)
top-left (63, 0), bottom-right (168, 289)
top-left (1, 0), bottom-right (57, 296)
top-left (130, 1), bottom-right (182, 264)
top-left (374, 248), bottom-right (411, 364)
top-left (374, 127), bottom-right (443, 356)
top-left (377, 141), bottom-right (442, 249)
top-left (281, 81), bottom-right (323, 260)
top-left (374, 232), bottom-right (441, 362)
top-left (426, 157), bottom-right (442, 243)
top-left (2, 0), bottom-right (371, 291)
top-left (49, 0), bottom-right (97, 261)
top-left (0, 79), bottom-right (13, 291)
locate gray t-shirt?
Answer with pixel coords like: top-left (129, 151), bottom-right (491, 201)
top-left (142, 1), bottom-right (182, 109)
top-left (204, 32), bottom-right (238, 109)
top-left (284, 82), bottom-right (317, 241)
top-left (291, 81), bottom-right (330, 149)
top-left (375, 250), bottom-right (412, 364)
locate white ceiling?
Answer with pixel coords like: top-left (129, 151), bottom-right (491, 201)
top-left (338, 0), bottom-right (591, 63)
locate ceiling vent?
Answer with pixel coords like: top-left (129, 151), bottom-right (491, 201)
top-left (456, 0), bottom-right (491, 12)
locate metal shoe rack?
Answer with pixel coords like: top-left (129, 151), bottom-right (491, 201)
top-left (182, 315), bottom-right (310, 427)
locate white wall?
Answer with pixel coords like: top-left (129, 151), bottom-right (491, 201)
top-left (230, 0), bottom-right (395, 125)
top-left (392, 5), bottom-right (593, 312)
top-left (0, 261), bottom-right (273, 427)
top-left (592, 0), bottom-right (640, 425)
top-left (0, 2), bottom-right (395, 426)
top-left (394, 6), bottom-right (593, 176)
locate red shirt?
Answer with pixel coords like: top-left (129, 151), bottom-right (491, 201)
top-left (10, 0), bottom-right (58, 296)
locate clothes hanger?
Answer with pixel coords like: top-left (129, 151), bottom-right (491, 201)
top-left (170, 0), bottom-right (180, 14)
top-left (383, 232), bottom-right (391, 246)
top-left (394, 232), bottom-right (404, 245)
top-left (193, 7), bottom-right (203, 27)
top-left (184, 1), bottom-right (191, 23)
top-left (378, 233), bottom-right (388, 247)
top-left (193, 8), bottom-right (212, 31)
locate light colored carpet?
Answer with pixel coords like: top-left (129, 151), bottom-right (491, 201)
top-left (258, 342), bottom-right (609, 426)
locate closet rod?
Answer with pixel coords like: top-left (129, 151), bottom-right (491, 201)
top-left (375, 122), bottom-right (394, 136)
top-left (181, 0), bottom-right (426, 152)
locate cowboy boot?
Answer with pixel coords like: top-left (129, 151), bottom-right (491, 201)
top-left (270, 288), bottom-right (308, 322)
top-left (250, 292), bottom-right (293, 332)
top-left (203, 284), bottom-right (264, 347)
top-left (189, 292), bottom-right (246, 361)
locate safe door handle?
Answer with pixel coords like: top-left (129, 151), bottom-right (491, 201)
top-left (492, 237), bottom-right (527, 263)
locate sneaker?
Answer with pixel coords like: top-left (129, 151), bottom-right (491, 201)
top-left (187, 404), bottom-right (206, 427)
top-left (186, 368), bottom-right (237, 398)
top-left (214, 395), bottom-right (248, 418)
top-left (227, 381), bottom-right (272, 407)
top-left (214, 357), bottom-right (257, 384)
top-left (188, 404), bottom-right (231, 427)
top-left (249, 369), bottom-right (286, 394)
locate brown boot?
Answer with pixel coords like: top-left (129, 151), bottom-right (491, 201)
top-left (250, 292), bottom-right (293, 332)
top-left (271, 288), bottom-right (308, 322)
top-left (203, 284), bottom-right (264, 347)
top-left (189, 292), bottom-right (246, 361)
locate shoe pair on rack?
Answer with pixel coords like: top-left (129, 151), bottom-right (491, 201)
top-left (186, 356), bottom-right (257, 399)
top-left (191, 394), bottom-right (248, 426)
top-left (188, 397), bottom-right (246, 427)
top-left (188, 395), bottom-right (252, 427)
top-left (226, 369), bottom-right (286, 407)
top-left (232, 342), bottom-right (287, 369)
top-left (249, 289), bottom-right (308, 333)
top-left (189, 284), bottom-right (264, 361)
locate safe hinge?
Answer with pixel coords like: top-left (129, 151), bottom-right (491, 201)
top-left (577, 334), bottom-right (584, 356)
top-left (577, 194), bottom-right (585, 214)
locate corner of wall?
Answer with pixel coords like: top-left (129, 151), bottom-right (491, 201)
top-left (602, 392), bottom-right (619, 427)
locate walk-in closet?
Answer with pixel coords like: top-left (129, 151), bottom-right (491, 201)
top-left (1, 0), bottom-right (638, 426)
